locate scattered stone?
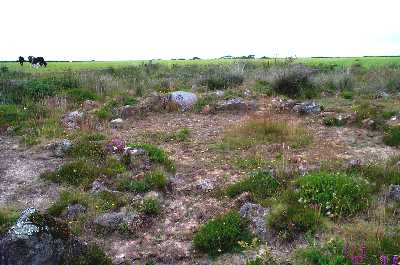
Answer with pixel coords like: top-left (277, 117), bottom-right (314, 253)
top-left (90, 180), bottom-right (110, 194)
top-left (196, 179), bottom-right (214, 192)
top-left (361, 118), bottom-right (375, 130)
top-left (94, 211), bottom-right (126, 231)
top-left (110, 118), bottom-right (124, 129)
top-left (347, 159), bottom-right (362, 168)
top-left (389, 185), bottom-right (400, 202)
top-left (0, 208), bottom-right (85, 265)
top-left (216, 98), bottom-right (255, 112)
top-left (62, 111), bottom-right (84, 130)
top-left (293, 101), bottom-right (322, 114)
top-left (82, 100), bottom-right (99, 111)
top-left (48, 139), bottom-right (72, 158)
top-left (167, 91), bottom-right (198, 111)
top-left (62, 204), bottom-right (87, 219)
top-left (239, 203), bottom-right (269, 241)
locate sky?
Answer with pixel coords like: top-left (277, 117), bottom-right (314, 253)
top-left (1, 0), bottom-right (399, 61)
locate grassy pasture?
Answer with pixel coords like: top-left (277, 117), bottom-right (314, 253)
top-left (1, 56), bottom-right (400, 73)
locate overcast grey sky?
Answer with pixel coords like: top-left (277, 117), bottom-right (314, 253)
top-left (1, 0), bottom-right (399, 60)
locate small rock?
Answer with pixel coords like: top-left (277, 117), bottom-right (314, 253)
top-left (293, 101), bottom-right (322, 114)
top-left (389, 185), bottom-right (400, 202)
top-left (94, 211), bottom-right (126, 231)
top-left (90, 180), bottom-right (109, 194)
top-left (62, 204), bottom-right (87, 219)
top-left (82, 100), bottom-right (99, 111)
top-left (110, 118), bottom-right (124, 129)
top-left (62, 111), bottom-right (84, 130)
top-left (362, 118), bottom-right (375, 130)
top-left (48, 139), bottom-right (72, 158)
top-left (196, 179), bottom-right (214, 192)
top-left (216, 98), bottom-right (250, 112)
top-left (348, 159), bottom-right (362, 168)
top-left (239, 203), bottom-right (269, 241)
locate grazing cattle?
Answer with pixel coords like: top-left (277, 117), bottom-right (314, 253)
top-left (30, 56), bottom-right (47, 67)
top-left (18, 56), bottom-right (25, 66)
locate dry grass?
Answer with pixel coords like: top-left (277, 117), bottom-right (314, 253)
top-left (218, 116), bottom-right (312, 150)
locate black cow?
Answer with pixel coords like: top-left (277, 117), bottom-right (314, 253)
top-left (30, 56), bottom-right (47, 67)
top-left (18, 56), bottom-right (25, 66)
top-left (28, 56), bottom-right (34, 63)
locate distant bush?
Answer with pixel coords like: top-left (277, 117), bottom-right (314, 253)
top-left (296, 172), bottom-right (371, 217)
top-left (252, 80), bottom-right (273, 96)
top-left (383, 126), bottom-right (400, 147)
top-left (227, 171), bottom-right (279, 199)
top-left (270, 65), bottom-right (317, 98)
top-left (203, 73), bottom-right (244, 90)
top-left (66, 88), bottom-right (98, 102)
top-left (193, 211), bottom-right (253, 257)
top-left (140, 198), bottom-right (161, 215)
top-left (267, 203), bottom-right (321, 241)
top-left (41, 160), bottom-right (99, 186)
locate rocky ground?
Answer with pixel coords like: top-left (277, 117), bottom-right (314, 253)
top-left (1, 95), bottom-right (399, 264)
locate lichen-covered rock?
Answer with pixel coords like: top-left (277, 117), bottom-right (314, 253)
top-left (0, 208), bottom-right (85, 265)
top-left (293, 101), bottom-right (322, 114)
top-left (62, 204), bottom-right (87, 219)
top-left (239, 203), bottom-right (269, 241)
top-left (62, 111), bottom-right (84, 130)
top-left (167, 91), bottom-right (198, 111)
top-left (389, 185), bottom-right (400, 202)
top-left (196, 179), bottom-right (215, 192)
top-left (48, 139), bottom-right (72, 158)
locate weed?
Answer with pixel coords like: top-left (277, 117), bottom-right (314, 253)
top-left (67, 133), bottom-right (106, 160)
top-left (252, 80), bottom-right (273, 96)
top-left (193, 211), bottom-right (253, 257)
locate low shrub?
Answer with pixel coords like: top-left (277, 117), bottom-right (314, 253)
top-left (48, 191), bottom-right (89, 217)
top-left (193, 211), bottom-right (253, 257)
top-left (119, 170), bottom-right (167, 193)
top-left (323, 116), bottom-right (345, 127)
top-left (140, 198), bottom-right (161, 215)
top-left (67, 133), bottom-right (106, 160)
top-left (226, 171), bottom-right (279, 199)
top-left (0, 209), bottom-right (19, 234)
top-left (95, 191), bottom-right (125, 211)
top-left (63, 244), bottom-right (112, 265)
top-left (193, 94), bottom-right (217, 113)
top-left (296, 171), bottom-right (371, 217)
top-left (383, 126), bottom-right (400, 147)
top-left (340, 90), bottom-right (354, 100)
top-left (66, 88), bottom-right (98, 102)
top-left (252, 80), bottom-right (273, 96)
top-left (294, 239), bottom-right (351, 265)
top-left (128, 143), bottom-right (175, 172)
top-left (203, 73), bottom-right (244, 90)
top-left (41, 160), bottom-right (99, 186)
top-left (267, 203), bottom-right (322, 241)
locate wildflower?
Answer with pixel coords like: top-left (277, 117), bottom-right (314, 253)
top-left (393, 256), bottom-right (399, 265)
top-left (380, 255), bottom-right (388, 265)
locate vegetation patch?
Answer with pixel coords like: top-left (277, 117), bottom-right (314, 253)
top-left (296, 171), bottom-right (371, 217)
top-left (119, 170), bottom-right (168, 193)
top-left (383, 126), bottom-right (400, 147)
top-left (226, 170), bottom-right (279, 199)
top-left (193, 211), bottom-right (253, 257)
top-left (48, 191), bottom-right (89, 217)
top-left (67, 133), bottom-right (106, 160)
top-left (323, 116), bottom-right (345, 127)
top-left (0, 209), bottom-right (19, 234)
top-left (140, 198), bottom-right (161, 215)
top-left (62, 244), bottom-right (112, 265)
top-left (219, 118), bottom-right (312, 150)
top-left (294, 239), bottom-right (350, 265)
top-left (41, 160), bottom-right (100, 186)
top-left (66, 88), bottom-right (99, 103)
top-left (128, 143), bottom-right (175, 172)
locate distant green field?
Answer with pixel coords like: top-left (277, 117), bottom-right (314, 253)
top-left (1, 57), bottom-right (400, 73)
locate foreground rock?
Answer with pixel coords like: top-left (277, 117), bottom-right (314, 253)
top-left (0, 208), bottom-right (85, 265)
top-left (166, 91), bottom-right (198, 111)
top-left (239, 203), bottom-right (269, 241)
